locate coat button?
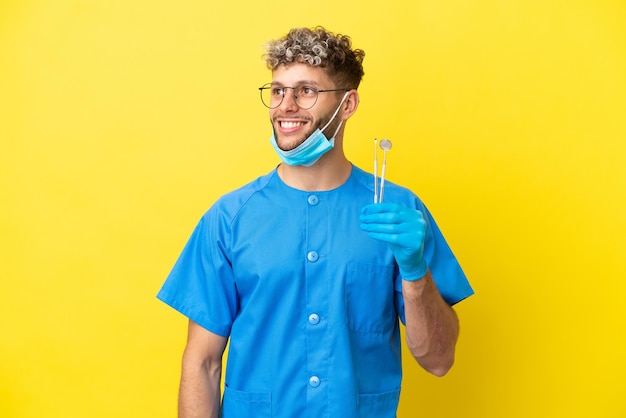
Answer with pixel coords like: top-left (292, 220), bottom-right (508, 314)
top-left (309, 376), bottom-right (320, 388)
top-left (308, 313), bottom-right (320, 325)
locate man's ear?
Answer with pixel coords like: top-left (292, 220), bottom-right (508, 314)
top-left (340, 90), bottom-right (360, 121)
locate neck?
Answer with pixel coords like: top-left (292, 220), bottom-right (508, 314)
top-left (277, 147), bottom-right (351, 191)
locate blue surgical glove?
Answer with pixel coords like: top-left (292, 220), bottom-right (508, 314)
top-left (359, 203), bottom-right (428, 281)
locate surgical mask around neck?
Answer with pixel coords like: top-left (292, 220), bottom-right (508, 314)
top-left (269, 92), bottom-right (349, 167)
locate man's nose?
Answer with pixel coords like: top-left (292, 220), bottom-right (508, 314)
top-left (279, 88), bottom-right (299, 111)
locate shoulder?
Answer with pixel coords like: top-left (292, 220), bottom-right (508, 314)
top-left (203, 169), bottom-right (278, 223)
top-left (219, 170), bottom-right (276, 204)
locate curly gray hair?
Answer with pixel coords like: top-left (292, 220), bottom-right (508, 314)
top-left (263, 26), bottom-right (365, 89)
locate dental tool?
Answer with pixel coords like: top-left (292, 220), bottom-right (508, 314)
top-left (378, 139), bottom-right (392, 203)
top-left (373, 138), bottom-right (379, 203)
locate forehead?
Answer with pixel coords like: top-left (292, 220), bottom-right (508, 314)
top-left (271, 63), bottom-right (334, 87)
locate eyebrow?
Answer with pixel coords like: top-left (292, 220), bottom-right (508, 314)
top-left (271, 80), bottom-right (321, 87)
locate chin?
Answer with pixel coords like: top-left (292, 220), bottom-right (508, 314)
top-left (277, 136), bottom-right (306, 152)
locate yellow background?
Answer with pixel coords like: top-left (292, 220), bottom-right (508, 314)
top-left (1, 0), bottom-right (625, 417)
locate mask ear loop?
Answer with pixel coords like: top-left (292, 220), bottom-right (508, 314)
top-left (320, 91), bottom-right (351, 134)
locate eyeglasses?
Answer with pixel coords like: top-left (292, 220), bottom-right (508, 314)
top-left (259, 83), bottom-right (350, 110)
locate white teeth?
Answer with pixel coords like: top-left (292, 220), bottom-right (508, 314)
top-left (281, 121), bottom-right (305, 128)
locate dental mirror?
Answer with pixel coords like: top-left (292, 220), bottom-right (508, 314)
top-left (373, 138), bottom-right (393, 203)
top-left (379, 139), bottom-right (392, 151)
top-left (378, 139), bottom-right (392, 202)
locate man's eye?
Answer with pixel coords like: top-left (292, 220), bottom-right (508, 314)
top-left (272, 87), bottom-right (285, 96)
top-left (301, 86), bottom-right (316, 96)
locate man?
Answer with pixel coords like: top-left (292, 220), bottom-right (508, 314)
top-left (158, 26), bottom-right (474, 418)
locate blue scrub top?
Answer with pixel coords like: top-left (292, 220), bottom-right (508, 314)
top-left (157, 165), bottom-right (473, 418)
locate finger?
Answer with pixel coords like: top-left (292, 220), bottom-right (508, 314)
top-left (361, 202), bottom-right (404, 215)
top-left (360, 205), bottom-right (411, 223)
top-left (360, 222), bottom-right (398, 234)
top-left (363, 231), bottom-right (403, 245)
top-left (360, 221), bottom-right (414, 234)
top-left (360, 213), bottom-right (403, 225)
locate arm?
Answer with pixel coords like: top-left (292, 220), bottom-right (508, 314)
top-left (360, 202), bottom-right (460, 376)
top-left (402, 271), bottom-right (459, 376)
top-left (179, 320), bottom-right (228, 418)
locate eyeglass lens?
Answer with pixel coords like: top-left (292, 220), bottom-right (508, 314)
top-left (260, 84), bottom-right (319, 110)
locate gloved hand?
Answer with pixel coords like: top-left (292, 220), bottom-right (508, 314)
top-left (359, 203), bottom-right (428, 281)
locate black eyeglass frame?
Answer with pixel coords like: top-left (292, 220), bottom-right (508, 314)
top-left (258, 83), bottom-right (350, 109)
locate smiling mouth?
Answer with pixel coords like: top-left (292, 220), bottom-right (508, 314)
top-left (280, 121), bottom-right (307, 129)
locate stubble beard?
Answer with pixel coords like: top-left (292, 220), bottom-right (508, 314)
top-left (273, 111), bottom-right (342, 152)
top-left (276, 121), bottom-right (319, 151)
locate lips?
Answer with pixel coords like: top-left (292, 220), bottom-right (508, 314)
top-left (277, 119), bottom-right (309, 133)
top-left (280, 121), bottom-right (306, 129)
